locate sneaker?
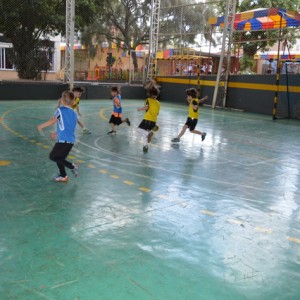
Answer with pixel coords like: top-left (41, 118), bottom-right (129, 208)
top-left (83, 128), bottom-right (91, 134)
top-left (171, 137), bottom-right (180, 143)
top-left (71, 163), bottom-right (79, 178)
top-left (107, 130), bottom-right (116, 135)
top-left (153, 125), bottom-right (159, 132)
top-left (125, 118), bottom-right (131, 126)
top-left (201, 133), bottom-right (207, 141)
top-left (147, 132), bottom-right (154, 143)
top-left (53, 175), bottom-right (68, 182)
top-left (143, 145), bottom-right (148, 152)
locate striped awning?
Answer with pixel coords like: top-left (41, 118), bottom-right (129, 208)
top-left (255, 51), bottom-right (300, 60)
top-left (208, 8), bottom-right (300, 31)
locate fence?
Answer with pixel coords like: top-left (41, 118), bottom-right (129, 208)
top-left (157, 1), bottom-right (300, 76)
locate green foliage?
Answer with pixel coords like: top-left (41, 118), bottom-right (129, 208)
top-left (159, 0), bottom-right (216, 48)
top-left (239, 55), bottom-right (255, 72)
top-left (0, 0), bottom-right (104, 79)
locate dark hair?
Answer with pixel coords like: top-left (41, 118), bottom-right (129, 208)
top-left (72, 86), bottom-right (85, 93)
top-left (111, 86), bottom-right (120, 93)
top-left (147, 86), bottom-right (159, 98)
top-left (186, 88), bottom-right (197, 98)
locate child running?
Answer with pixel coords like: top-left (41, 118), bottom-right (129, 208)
top-left (137, 86), bottom-right (160, 152)
top-left (56, 86), bottom-right (91, 134)
top-left (171, 88), bottom-right (207, 143)
top-left (107, 86), bottom-right (131, 134)
top-left (37, 91), bottom-right (79, 182)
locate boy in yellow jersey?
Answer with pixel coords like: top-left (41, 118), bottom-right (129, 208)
top-left (56, 86), bottom-right (91, 134)
top-left (137, 86), bottom-right (160, 152)
top-left (72, 86), bottom-right (91, 134)
top-left (171, 88), bottom-right (207, 143)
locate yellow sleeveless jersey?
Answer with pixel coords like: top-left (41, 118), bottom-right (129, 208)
top-left (188, 98), bottom-right (199, 119)
top-left (72, 97), bottom-right (80, 110)
top-left (144, 98), bottom-right (160, 122)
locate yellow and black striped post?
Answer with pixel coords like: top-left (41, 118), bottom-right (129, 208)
top-left (272, 67), bottom-right (280, 120)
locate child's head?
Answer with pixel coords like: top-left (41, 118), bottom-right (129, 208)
top-left (110, 86), bottom-right (120, 97)
top-left (147, 86), bottom-right (159, 98)
top-left (72, 86), bottom-right (85, 98)
top-left (62, 91), bottom-right (75, 106)
top-left (186, 88), bottom-right (197, 99)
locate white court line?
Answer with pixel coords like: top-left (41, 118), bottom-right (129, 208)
top-left (75, 139), bottom-right (279, 193)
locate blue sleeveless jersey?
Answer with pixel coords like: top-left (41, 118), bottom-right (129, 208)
top-left (54, 106), bottom-right (77, 143)
top-left (113, 95), bottom-right (122, 115)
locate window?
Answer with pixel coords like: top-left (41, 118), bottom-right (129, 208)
top-left (0, 47), bottom-right (13, 70)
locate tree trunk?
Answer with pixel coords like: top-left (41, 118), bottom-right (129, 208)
top-left (131, 50), bottom-right (138, 72)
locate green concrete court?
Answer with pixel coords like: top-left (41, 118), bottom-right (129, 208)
top-left (1, 99), bottom-right (300, 300)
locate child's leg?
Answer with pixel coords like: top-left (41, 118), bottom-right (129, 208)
top-left (191, 129), bottom-right (206, 141)
top-left (49, 143), bottom-right (74, 177)
top-left (138, 128), bottom-right (149, 146)
top-left (110, 123), bottom-right (115, 131)
top-left (77, 119), bottom-right (84, 129)
top-left (190, 129), bottom-right (202, 135)
top-left (121, 118), bottom-right (131, 126)
top-left (178, 125), bottom-right (189, 139)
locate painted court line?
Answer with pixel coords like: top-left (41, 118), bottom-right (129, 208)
top-left (139, 187), bottom-right (151, 193)
top-left (123, 180), bottom-right (135, 185)
top-left (255, 227), bottom-right (273, 234)
top-left (200, 210), bottom-right (216, 217)
top-left (287, 236), bottom-right (300, 244)
top-left (87, 164), bottom-right (96, 169)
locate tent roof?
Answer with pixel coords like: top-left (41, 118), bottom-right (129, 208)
top-left (208, 8), bottom-right (300, 31)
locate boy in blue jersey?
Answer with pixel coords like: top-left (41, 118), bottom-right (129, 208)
top-left (37, 91), bottom-right (79, 182)
top-left (107, 86), bottom-right (131, 134)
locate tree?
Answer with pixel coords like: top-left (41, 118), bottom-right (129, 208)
top-left (81, 0), bottom-right (151, 72)
top-left (159, 0), bottom-right (216, 48)
top-left (81, 0), bottom-right (215, 71)
top-left (0, 0), bottom-right (104, 79)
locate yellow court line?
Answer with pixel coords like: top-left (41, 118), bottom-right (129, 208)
top-left (0, 160), bottom-right (11, 166)
top-left (287, 236), bottom-right (300, 244)
top-left (200, 210), bottom-right (216, 216)
top-left (99, 107), bottom-right (110, 122)
top-left (123, 180), bottom-right (135, 185)
top-left (227, 219), bottom-right (245, 226)
top-left (255, 227), bottom-right (273, 234)
top-left (87, 164), bottom-right (96, 169)
top-left (139, 187), bottom-right (151, 193)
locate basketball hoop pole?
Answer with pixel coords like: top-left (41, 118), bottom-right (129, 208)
top-left (65, 0), bottom-right (75, 89)
top-left (272, 11), bottom-right (283, 120)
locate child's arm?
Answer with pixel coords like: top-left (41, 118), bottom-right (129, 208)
top-left (198, 95), bottom-right (208, 104)
top-left (37, 117), bottom-right (56, 132)
top-left (114, 97), bottom-right (121, 108)
top-left (137, 105), bottom-right (148, 111)
top-left (76, 106), bottom-right (82, 117)
top-left (137, 99), bottom-right (149, 111)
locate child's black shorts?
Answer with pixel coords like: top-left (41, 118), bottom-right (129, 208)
top-left (185, 117), bottom-right (198, 131)
top-left (109, 115), bottom-right (122, 126)
top-left (138, 119), bottom-right (156, 131)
